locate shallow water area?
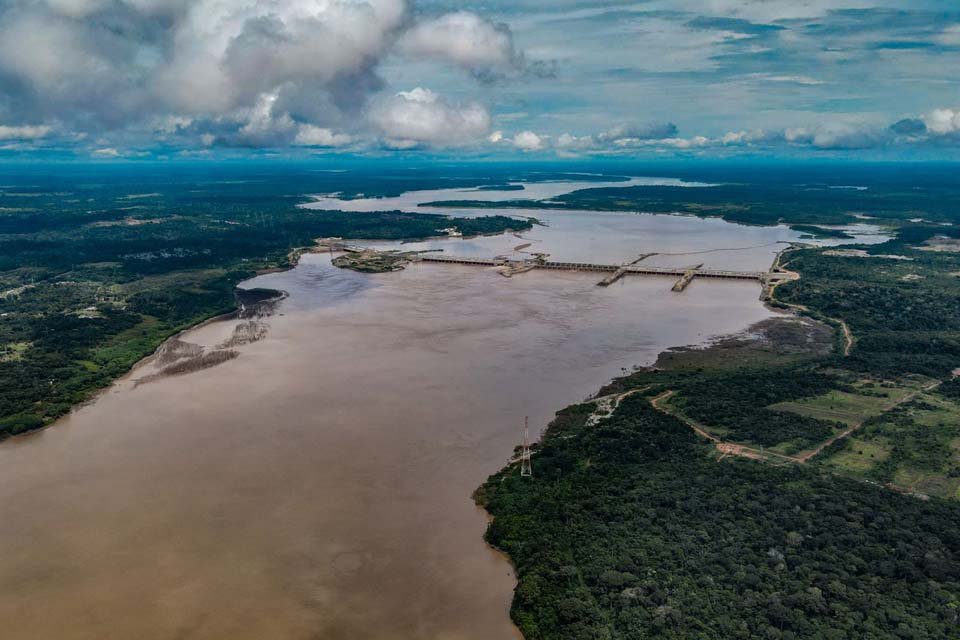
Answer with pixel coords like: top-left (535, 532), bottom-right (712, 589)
top-left (0, 196), bottom-right (886, 639)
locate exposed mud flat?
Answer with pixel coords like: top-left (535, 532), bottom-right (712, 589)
top-left (217, 320), bottom-right (270, 348)
top-left (136, 349), bottom-right (240, 386)
top-left (652, 315), bottom-right (836, 370)
top-left (135, 290), bottom-right (278, 386)
top-left (153, 337), bottom-right (204, 367)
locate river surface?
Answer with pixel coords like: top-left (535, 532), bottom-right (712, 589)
top-left (302, 176), bottom-right (713, 213)
top-left (0, 182), bottom-right (886, 639)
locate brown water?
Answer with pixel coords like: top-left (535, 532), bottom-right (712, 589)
top-left (0, 203), bottom-right (877, 639)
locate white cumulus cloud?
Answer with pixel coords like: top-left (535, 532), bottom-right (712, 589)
top-left (556, 133), bottom-right (595, 150)
top-left (655, 136), bottom-right (712, 149)
top-left (371, 88), bottom-right (491, 148)
top-left (922, 109), bottom-right (960, 136)
top-left (153, 0), bottom-right (407, 117)
top-left (554, 123), bottom-right (677, 152)
top-left (720, 130), bottom-right (784, 145)
top-left (293, 126), bottom-right (354, 148)
top-left (786, 123), bottom-right (889, 150)
top-left (0, 125), bottom-right (52, 141)
top-left (512, 131), bottom-right (545, 151)
top-left (0, 0), bottom-right (527, 151)
top-left (0, 0), bottom-right (412, 145)
top-left (398, 11), bottom-right (517, 71)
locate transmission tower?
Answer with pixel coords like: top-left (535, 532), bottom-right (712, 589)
top-left (520, 416), bottom-right (533, 478)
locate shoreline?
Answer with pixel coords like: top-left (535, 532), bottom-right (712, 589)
top-left (10, 303), bottom-right (266, 439)
top-left (1, 224), bottom-right (532, 444)
top-left (412, 199), bottom-right (899, 234)
top-left (475, 269), bottom-right (810, 638)
top-left (0, 241), bottom-right (341, 442)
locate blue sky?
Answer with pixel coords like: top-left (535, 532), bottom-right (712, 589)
top-left (2, 1), bottom-right (960, 159)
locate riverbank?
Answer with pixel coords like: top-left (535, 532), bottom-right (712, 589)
top-left (476, 225), bottom-right (960, 638)
top-left (0, 204), bottom-right (534, 441)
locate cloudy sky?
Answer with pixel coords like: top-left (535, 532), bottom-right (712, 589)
top-left (2, 0), bottom-right (960, 159)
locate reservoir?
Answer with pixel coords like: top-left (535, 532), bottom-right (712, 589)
top-left (0, 185), bottom-right (883, 639)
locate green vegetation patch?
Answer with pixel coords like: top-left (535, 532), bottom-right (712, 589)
top-left (668, 366), bottom-right (844, 449)
top-left (823, 438), bottom-right (893, 474)
top-left (0, 341), bottom-right (30, 362)
top-left (777, 239), bottom-right (960, 379)
top-left (818, 392), bottom-right (960, 499)
top-left (480, 395), bottom-right (960, 640)
top-left (769, 381), bottom-right (920, 427)
top-left (332, 250), bottom-right (413, 273)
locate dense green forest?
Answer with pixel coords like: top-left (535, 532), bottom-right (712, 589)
top-left (0, 165), bottom-right (533, 437)
top-left (478, 169), bottom-right (960, 638)
top-left (479, 395), bottom-right (960, 639)
top-left (775, 236), bottom-right (960, 379)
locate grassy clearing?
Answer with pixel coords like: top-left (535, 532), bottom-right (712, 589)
top-left (894, 466), bottom-right (960, 500)
top-left (0, 341), bottom-right (30, 362)
top-left (770, 376), bottom-right (936, 426)
top-left (770, 390), bottom-right (889, 426)
top-left (822, 438), bottom-right (893, 473)
top-left (817, 390), bottom-right (960, 499)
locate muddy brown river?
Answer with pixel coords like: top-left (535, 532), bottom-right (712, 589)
top-left (0, 193), bottom-right (885, 639)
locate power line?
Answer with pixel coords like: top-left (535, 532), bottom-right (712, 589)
top-left (521, 416), bottom-right (533, 478)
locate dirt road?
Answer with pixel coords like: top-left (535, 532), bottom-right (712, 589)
top-left (649, 391), bottom-right (802, 464)
top-left (795, 379), bottom-right (941, 462)
top-left (650, 378), bottom-right (942, 467)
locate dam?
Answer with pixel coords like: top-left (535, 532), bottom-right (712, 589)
top-left (330, 245), bottom-right (799, 293)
